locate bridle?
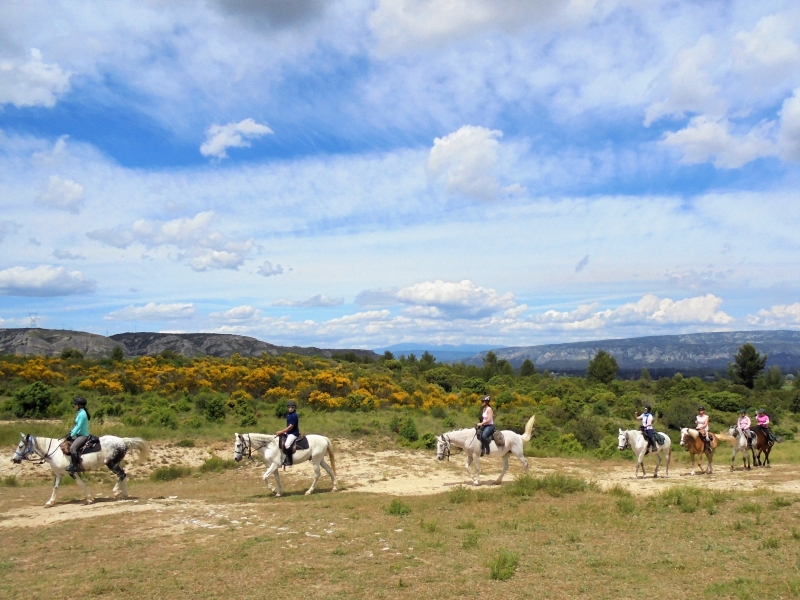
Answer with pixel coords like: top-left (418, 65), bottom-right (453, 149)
top-left (236, 434), bottom-right (270, 460)
top-left (14, 435), bottom-right (62, 465)
top-left (438, 435), bottom-right (452, 461)
top-left (618, 431), bottom-right (630, 451)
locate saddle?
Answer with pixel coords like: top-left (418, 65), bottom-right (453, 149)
top-left (279, 434), bottom-right (309, 454)
top-left (60, 435), bottom-right (102, 458)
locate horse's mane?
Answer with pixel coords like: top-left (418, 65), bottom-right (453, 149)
top-left (245, 433), bottom-right (275, 443)
top-left (684, 428), bottom-right (699, 439)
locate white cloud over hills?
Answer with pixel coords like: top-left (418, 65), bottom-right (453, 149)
top-left (0, 265), bottom-right (95, 297)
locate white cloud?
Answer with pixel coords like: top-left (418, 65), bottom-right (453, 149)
top-left (0, 220), bottom-right (20, 243)
top-left (209, 305), bottom-right (261, 321)
top-left (104, 302), bottom-right (196, 321)
top-left (257, 260), bottom-right (284, 277)
top-left (660, 116), bottom-right (776, 169)
top-left (0, 265), bottom-right (96, 297)
top-left (396, 279), bottom-right (516, 319)
top-left (427, 125), bottom-right (504, 200)
top-left (200, 118), bottom-right (274, 159)
top-left (37, 175), bottom-right (85, 213)
top-left (747, 303), bottom-right (800, 327)
top-left (0, 48), bottom-right (71, 108)
top-left (53, 249), bottom-right (86, 260)
top-left (273, 294), bottom-right (344, 308)
top-left (87, 212), bottom-right (254, 271)
top-left (779, 88), bottom-right (800, 162)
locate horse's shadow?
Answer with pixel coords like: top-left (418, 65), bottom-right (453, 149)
top-left (57, 495), bottom-right (140, 506)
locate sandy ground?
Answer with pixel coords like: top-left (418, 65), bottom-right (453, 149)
top-left (3, 437), bottom-right (800, 529)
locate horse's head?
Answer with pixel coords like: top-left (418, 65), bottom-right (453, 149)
top-left (436, 435), bottom-right (450, 461)
top-left (679, 428), bottom-right (689, 448)
top-left (12, 433), bottom-right (34, 464)
top-left (233, 433), bottom-right (246, 462)
top-left (728, 425), bottom-right (737, 437)
top-left (617, 429), bottom-right (628, 451)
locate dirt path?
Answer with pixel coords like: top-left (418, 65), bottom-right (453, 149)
top-left (3, 438), bottom-right (800, 529)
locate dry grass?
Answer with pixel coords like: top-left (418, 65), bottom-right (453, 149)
top-left (2, 465), bottom-right (800, 600)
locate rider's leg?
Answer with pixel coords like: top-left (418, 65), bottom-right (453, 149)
top-left (68, 436), bottom-right (88, 473)
top-left (481, 425), bottom-right (495, 456)
top-left (283, 434), bottom-right (297, 466)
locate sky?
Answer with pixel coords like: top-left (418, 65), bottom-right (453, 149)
top-left (1, 0), bottom-right (800, 350)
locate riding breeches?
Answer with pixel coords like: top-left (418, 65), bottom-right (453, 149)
top-left (70, 436), bottom-right (88, 460)
top-left (285, 434), bottom-right (297, 450)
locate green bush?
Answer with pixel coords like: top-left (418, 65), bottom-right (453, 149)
top-left (176, 439), bottom-right (195, 448)
top-left (442, 415), bottom-right (457, 428)
top-left (0, 475), bottom-right (19, 487)
top-left (204, 396), bottom-right (227, 422)
top-left (505, 473), bottom-right (589, 498)
top-left (150, 408), bottom-right (178, 429)
top-left (554, 433), bottom-right (584, 456)
top-left (386, 499), bottom-right (411, 515)
top-left (12, 381), bottom-right (54, 418)
top-left (274, 400), bottom-right (288, 419)
top-left (488, 550), bottom-right (519, 581)
top-left (449, 485), bottom-right (471, 504)
top-left (419, 432), bottom-right (436, 449)
top-left (150, 465), bottom-right (193, 481)
top-left (398, 417), bottom-right (419, 442)
top-left (199, 456), bottom-right (239, 473)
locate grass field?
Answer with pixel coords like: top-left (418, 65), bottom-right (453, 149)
top-left (2, 448), bottom-right (800, 599)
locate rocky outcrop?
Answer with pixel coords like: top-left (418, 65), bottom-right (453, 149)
top-left (464, 330), bottom-right (800, 376)
top-left (0, 328), bottom-right (379, 360)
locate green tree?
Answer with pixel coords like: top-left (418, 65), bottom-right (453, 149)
top-left (728, 343), bottom-right (767, 389)
top-left (640, 368), bottom-right (652, 382)
top-left (381, 350), bottom-right (395, 361)
top-left (399, 417), bottom-right (419, 442)
top-left (110, 345), bottom-right (124, 362)
top-left (587, 350), bottom-right (619, 384)
top-left (424, 367), bottom-right (454, 392)
top-left (757, 366), bottom-right (784, 390)
top-left (205, 396), bottom-right (227, 421)
top-left (59, 347), bottom-right (84, 361)
top-left (482, 351), bottom-right (499, 380)
top-left (12, 381), bottom-right (54, 418)
top-left (519, 358), bottom-right (535, 377)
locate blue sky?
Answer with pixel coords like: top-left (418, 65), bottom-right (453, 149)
top-left (1, 0), bottom-right (800, 349)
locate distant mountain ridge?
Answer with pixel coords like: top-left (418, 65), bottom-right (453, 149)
top-left (461, 330), bottom-right (800, 377)
top-left (0, 328), bottom-right (379, 360)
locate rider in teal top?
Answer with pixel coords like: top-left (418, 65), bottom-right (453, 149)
top-left (66, 397), bottom-right (91, 473)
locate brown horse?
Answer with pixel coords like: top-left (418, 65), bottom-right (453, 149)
top-left (754, 427), bottom-right (775, 467)
top-left (679, 428), bottom-right (719, 474)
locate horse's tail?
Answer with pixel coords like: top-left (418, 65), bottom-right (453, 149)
top-left (715, 432), bottom-right (735, 444)
top-left (521, 415), bottom-right (536, 443)
top-left (326, 438), bottom-right (336, 476)
top-left (123, 438), bottom-right (150, 464)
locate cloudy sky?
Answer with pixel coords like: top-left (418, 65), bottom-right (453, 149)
top-left (1, 0), bottom-right (800, 349)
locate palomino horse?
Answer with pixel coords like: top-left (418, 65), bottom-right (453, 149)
top-left (436, 416), bottom-right (535, 486)
top-left (721, 426), bottom-right (754, 471)
top-left (233, 433), bottom-right (337, 497)
top-left (753, 427), bottom-right (775, 467)
top-left (11, 433), bottom-right (149, 507)
top-left (618, 429), bottom-right (671, 478)
top-left (679, 428), bottom-right (719, 474)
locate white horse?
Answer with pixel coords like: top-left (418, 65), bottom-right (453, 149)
top-left (720, 426), bottom-right (754, 471)
top-left (617, 429), bottom-right (672, 478)
top-left (435, 416), bottom-right (535, 486)
top-left (233, 433), bottom-right (338, 497)
top-left (11, 433), bottom-right (150, 507)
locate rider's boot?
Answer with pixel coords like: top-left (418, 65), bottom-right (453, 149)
top-left (66, 453), bottom-right (80, 473)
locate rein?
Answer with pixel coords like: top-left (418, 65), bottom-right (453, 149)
top-left (440, 435), bottom-right (452, 461)
top-left (15, 436), bottom-right (64, 465)
top-left (239, 435), bottom-right (270, 460)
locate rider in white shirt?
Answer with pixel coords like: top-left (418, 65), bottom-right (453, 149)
top-left (634, 405), bottom-right (656, 451)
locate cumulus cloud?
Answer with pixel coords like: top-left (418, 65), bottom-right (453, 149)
top-left (104, 302), bottom-right (196, 321)
top-left (273, 294), bottom-right (344, 308)
top-left (87, 212), bottom-right (254, 272)
top-left (779, 88), bottom-right (800, 162)
top-left (209, 305), bottom-right (262, 321)
top-left (200, 118), bottom-right (273, 159)
top-left (660, 116), bottom-right (776, 168)
top-left (214, 0), bottom-right (328, 28)
top-left (0, 48), bottom-right (71, 108)
top-left (257, 260), bottom-right (284, 277)
top-left (427, 125), bottom-right (505, 200)
top-left (0, 265), bottom-right (96, 297)
top-left (37, 175), bottom-right (85, 213)
top-left (0, 220), bottom-right (20, 243)
top-left (53, 249), bottom-right (86, 260)
top-left (747, 303), bottom-right (800, 327)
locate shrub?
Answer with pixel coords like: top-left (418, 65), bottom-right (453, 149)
top-left (150, 465), bottom-right (192, 481)
top-left (274, 400), bottom-right (288, 419)
top-left (461, 378), bottom-right (487, 395)
top-left (442, 415), bottom-right (457, 428)
top-left (505, 473), bottom-right (588, 498)
top-left (554, 433), bottom-right (584, 456)
top-left (0, 475), bottom-right (19, 487)
top-left (12, 381), bottom-right (54, 418)
top-left (449, 485), bottom-right (471, 504)
top-left (386, 499), bottom-right (411, 515)
top-left (110, 346), bottom-right (124, 362)
top-left (60, 348), bottom-right (84, 360)
top-left (398, 418), bottom-right (419, 442)
top-left (176, 439), bottom-right (195, 448)
top-left (419, 432), bottom-right (437, 449)
top-left (240, 413), bottom-right (258, 427)
top-left (150, 408), bottom-right (178, 429)
top-left (488, 550), bottom-right (519, 581)
top-left (199, 456), bottom-right (239, 473)
top-left (204, 396), bottom-right (227, 422)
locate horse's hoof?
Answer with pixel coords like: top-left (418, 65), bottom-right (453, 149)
top-left (305, 490), bottom-right (313, 496)
top-left (275, 493), bottom-right (281, 498)
top-left (44, 502), bottom-right (53, 508)
top-left (85, 498), bottom-right (95, 505)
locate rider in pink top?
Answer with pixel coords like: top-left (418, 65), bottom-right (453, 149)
top-left (738, 409), bottom-right (752, 447)
top-left (756, 409), bottom-right (774, 444)
top-left (696, 406), bottom-right (711, 452)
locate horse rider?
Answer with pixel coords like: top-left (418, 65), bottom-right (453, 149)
top-left (696, 406), bottom-right (711, 454)
top-left (276, 400), bottom-right (300, 466)
top-left (65, 397), bottom-right (91, 474)
top-left (476, 395), bottom-right (495, 457)
top-left (756, 408), bottom-right (774, 444)
top-left (634, 405), bottom-right (656, 452)
top-left (738, 409), bottom-right (753, 448)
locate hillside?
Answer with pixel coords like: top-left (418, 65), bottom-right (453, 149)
top-left (0, 328), bottom-right (378, 360)
top-left (463, 330), bottom-right (800, 377)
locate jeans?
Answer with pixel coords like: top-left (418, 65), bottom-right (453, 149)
top-left (481, 425), bottom-right (495, 451)
top-left (642, 428), bottom-right (655, 448)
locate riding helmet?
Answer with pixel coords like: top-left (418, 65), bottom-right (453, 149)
top-left (757, 408), bottom-right (765, 414)
top-left (698, 406), bottom-right (705, 411)
top-left (740, 408), bottom-right (747, 414)
top-left (286, 400), bottom-right (297, 408)
top-left (72, 396), bottom-right (87, 407)
top-left (644, 405), bottom-right (651, 412)
top-left (481, 395), bottom-right (491, 404)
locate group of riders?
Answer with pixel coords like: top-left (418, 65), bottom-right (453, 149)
top-left (634, 404), bottom-right (775, 454)
top-left (61, 389), bottom-right (774, 473)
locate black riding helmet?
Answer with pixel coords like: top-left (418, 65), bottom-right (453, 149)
top-left (698, 406), bottom-right (706, 411)
top-left (72, 396), bottom-right (87, 407)
top-left (286, 400), bottom-right (297, 409)
top-left (740, 408), bottom-right (747, 414)
top-left (644, 405), bottom-right (651, 412)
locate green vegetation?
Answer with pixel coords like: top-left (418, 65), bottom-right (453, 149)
top-left (488, 549), bottom-right (520, 581)
top-left (386, 498), bottom-right (411, 515)
top-left (150, 465), bottom-right (193, 481)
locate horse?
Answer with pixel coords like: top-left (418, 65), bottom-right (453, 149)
top-left (720, 426), bottom-right (754, 471)
top-left (679, 428), bottom-right (719, 474)
top-left (233, 432), bottom-right (337, 497)
top-left (11, 433), bottom-right (149, 507)
top-left (617, 429), bottom-right (671, 478)
top-left (753, 427), bottom-right (775, 467)
top-left (436, 416), bottom-right (535, 486)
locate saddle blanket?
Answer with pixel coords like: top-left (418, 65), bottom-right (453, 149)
top-left (492, 431), bottom-right (505, 447)
top-left (281, 435), bottom-right (309, 451)
top-left (654, 432), bottom-right (666, 445)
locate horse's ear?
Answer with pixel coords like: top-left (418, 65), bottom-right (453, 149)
top-left (20, 432), bottom-right (25, 439)
top-left (234, 432), bottom-right (240, 439)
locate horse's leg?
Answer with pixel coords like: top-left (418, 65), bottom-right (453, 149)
top-left (262, 462), bottom-right (280, 496)
top-left (73, 473), bottom-right (93, 504)
top-left (731, 448), bottom-right (736, 472)
top-left (464, 454), bottom-right (476, 485)
top-left (45, 474), bottom-right (62, 507)
top-left (517, 448), bottom-right (529, 473)
top-left (495, 454), bottom-right (509, 485)
top-left (107, 460), bottom-right (127, 499)
top-left (653, 451), bottom-right (661, 478)
top-left (305, 460), bottom-right (322, 496)
top-left (319, 459), bottom-right (338, 491)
